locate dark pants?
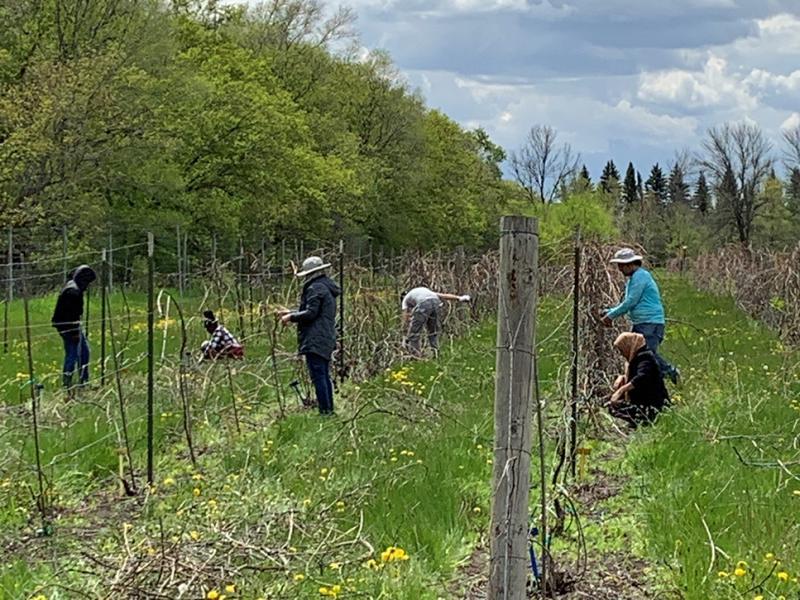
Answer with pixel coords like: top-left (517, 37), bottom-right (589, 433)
top-left (306, 353), bottom-right (334, 414)
top-left (632, 323), bottom-right (676, 379)
top-left (608, 402), bottom-right (661, 428)
top-left (406, 299), bottom-right (441, 355)
top-left (61, 330), bottom-right (90, 387)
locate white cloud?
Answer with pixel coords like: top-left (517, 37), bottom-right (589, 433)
top-left (745, 68), bottom-right (800, 93)
top-left (637, 55), bottom-right (757, 111)
top-left (781, 112), bottom-right (800, 131)
top-left (449, 75), bottom-right (698, 155)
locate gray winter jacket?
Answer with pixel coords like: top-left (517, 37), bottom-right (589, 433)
top-left (290, 274), bottom-right (340, 360)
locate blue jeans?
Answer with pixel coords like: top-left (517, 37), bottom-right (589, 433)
top-left (632, 323), bottom-right (675, 379)
top-left (305, 353), bottom-right (334, 414)
top-left (61, 330), bottom-right (90, 387)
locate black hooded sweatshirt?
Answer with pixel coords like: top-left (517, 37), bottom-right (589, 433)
top-left (290, 274), bottom-right (341, 360)
top-left (52, 265), bottom-right (96, 335)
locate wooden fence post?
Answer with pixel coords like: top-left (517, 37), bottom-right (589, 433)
top-left (489, 216), bottom-right (539, 600)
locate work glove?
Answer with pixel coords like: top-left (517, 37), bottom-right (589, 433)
top-left (459, 295), bottom-right (471, 303)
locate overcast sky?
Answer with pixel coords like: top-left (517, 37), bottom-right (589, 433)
top-left (339, 0), bottom-right (800, 179)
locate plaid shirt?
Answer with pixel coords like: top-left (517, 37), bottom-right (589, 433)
top-left (206, 325), bottom-right (242, 357)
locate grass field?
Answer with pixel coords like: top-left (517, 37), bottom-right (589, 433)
top-left (0, 275), bottom-right (798, 599)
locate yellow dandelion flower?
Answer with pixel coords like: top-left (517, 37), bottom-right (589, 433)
top-left (718, 571), bottom-right (729, 579)
top-left (336, 501), bottom-right (345, 508)
top-left (189, 530), bottom-right (200, 541)
top-left (163, 477), bottom-right (175, 486)
top-left (225, 584), bottom-right (235, 593)
top-left (754, 596), bottom-right (764, 600)
top-left (193, 487), bottom-right (201, 497)
top-left (293, 573), bottom-right (305, 582)
top-left (320, 468), bottom-right (329, 476)
top-left (207, 591), bottom-right (220, 600)
top-left (734, 567), bottom-right (746, 577)
top-left (329, 562), bottom-right (342, 570)
top-left (473, 507), bottom-right (482, 514)
top-left (777, 571), bottom-right (790, 582)
top-left (765, 553), bottom-right (775, 561)
top-left (331, 585), bottom-right (342, 594)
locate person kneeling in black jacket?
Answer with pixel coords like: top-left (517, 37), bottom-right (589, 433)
top-left (278, 256), bottom-right (341, 416)
top-left (607, 332), bottom-right (670, 428)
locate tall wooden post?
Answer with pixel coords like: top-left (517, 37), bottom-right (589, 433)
top-left (147, 233), bottom-right (155, 485)
top-left (489, 216), bottom-right (539, 600)
top-left (569, 227), bottom-right (581, 479)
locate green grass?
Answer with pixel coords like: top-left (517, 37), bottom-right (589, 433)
top-left (625, 277), bottom-right (800, 599)
top-left (0, 290), bottom-right (570, 599)
top-left (1, 275), bottom-right (799, 599)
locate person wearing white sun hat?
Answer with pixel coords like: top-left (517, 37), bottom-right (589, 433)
top-left (601, 247), bottom-right (679, 385)
top-left (278, 256), bottom-right (341, 415)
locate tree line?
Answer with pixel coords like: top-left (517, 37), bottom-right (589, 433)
top-left (511, 123), bottom-right (800, 261)
top-left (0, 0), bottom-right (513, 261)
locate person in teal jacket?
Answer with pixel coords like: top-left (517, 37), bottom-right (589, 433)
top-left (601, 248), bottom-right (679, 384)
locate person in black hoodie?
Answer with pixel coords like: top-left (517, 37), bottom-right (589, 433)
top-left (52, 265), bottom-right (97, 389)
top-left (279, 256), bottom-right (341, 415)
top-left (607, 332), bottom-right (670, 428)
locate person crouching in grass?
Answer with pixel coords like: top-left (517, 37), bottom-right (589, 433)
top-left (200, 310), bottom-right (244, 359)
top-left (607, 332), bottom-right (670, 428)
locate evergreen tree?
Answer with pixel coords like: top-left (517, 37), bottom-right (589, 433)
top-left (568, 165), bottom-right (593, 195)
top-left (786, 167), bottom-right (800, 216)
top-left (623, 162), bottom-right (638, 205)
top-left (693, 171), bottom-right (710, 214)
top-left (645, 163), bottom-right (668, 204)
top-left (580, 164), bottom-right (591, 184)
top-left (637, 171), bottom-right (644, 202)
top-left (599, 160), bottom-right (620, 194)
top-left (715, 167), bottom-right (739, 230)
top-left (668, 163), bottom-right (690, 205)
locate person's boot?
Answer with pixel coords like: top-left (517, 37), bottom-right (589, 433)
top-left (62, 374), bottom-right (75, 400)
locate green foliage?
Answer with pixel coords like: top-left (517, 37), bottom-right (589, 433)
top-left (628, 276), bottom-right (800, 599)
top-left (753, 174), bottom-right (798, 249)
top-left (622, 161), bottom-right (638, 206)
top-left (0, 0), bottom-right (507, 253)
top-left (645, 163), bottom-right (667, 205)
top-left (667, 163), bottom-right (689, 205)
top-left (503, 189), bottom-right (618, 257)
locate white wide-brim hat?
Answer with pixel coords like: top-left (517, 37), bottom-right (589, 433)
top-left (296, 256), bottom-right (331, 277)
top-left (609, 247), bottom-right (644, 264)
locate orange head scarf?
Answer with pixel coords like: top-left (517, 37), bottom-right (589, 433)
top-left (613, 332), bottom-right (647, 363)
